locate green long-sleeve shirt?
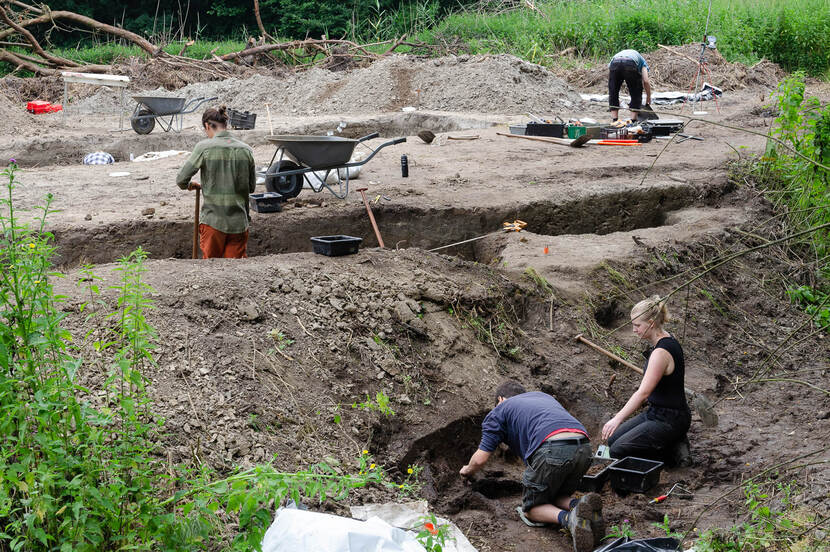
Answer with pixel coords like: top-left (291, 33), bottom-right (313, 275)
top-left (176, 130), bottom-right (256, 234)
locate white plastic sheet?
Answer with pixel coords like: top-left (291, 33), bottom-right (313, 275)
top-left (261, 508), bottom-right (426, 552)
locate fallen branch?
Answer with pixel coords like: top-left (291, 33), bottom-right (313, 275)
top-left (0, 5), bottom-right (78, 67)
top-left (0, 9), bottom-right (159, 54)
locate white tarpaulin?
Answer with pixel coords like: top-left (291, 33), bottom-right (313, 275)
top-left (261, 508), bottom-right (426, 552)
top-left (350, 502), bottom-right (478, 552)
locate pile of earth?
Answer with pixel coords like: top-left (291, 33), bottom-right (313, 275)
top-left (562, 43), bottom-right (786, 94)
top-left (0, 87), bottom-right (33, 135)
top-left (71, 53), bottom-right (582, 116)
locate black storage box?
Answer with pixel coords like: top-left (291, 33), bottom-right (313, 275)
top-left (526, 122), bottom-right (565, 138)
top-left (229, 109), bottom-right (257, 130)
top-left (311, 235), bottom-right (362, 256)
top-left (609, 456), bottom-right (664, 494)
top-left (641, 119), bottom-right (684, 136)
top-left (249, 192), bottom-right (284, 213)
top-left (578, 457), bottom-right (618, 493)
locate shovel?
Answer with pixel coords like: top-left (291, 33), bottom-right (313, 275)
top-left (574, 333), bottom-right (718, 427)
top-left (497, 132), bottom-right (591, 148)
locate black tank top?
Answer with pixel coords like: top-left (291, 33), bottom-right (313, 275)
top-left (644, 335), bottom-right (688, 410)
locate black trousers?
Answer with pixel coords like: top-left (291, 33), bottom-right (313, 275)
top-left (608, 58), bottom-right (644, 112)
top-left (608, 405), bottom-right (690, 461)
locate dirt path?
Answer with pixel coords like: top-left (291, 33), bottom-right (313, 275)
top-left (6, 53), bottom-right (829, 550)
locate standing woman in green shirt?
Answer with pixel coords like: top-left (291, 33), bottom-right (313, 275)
top-left (176, 106), bottom-right (257, 258)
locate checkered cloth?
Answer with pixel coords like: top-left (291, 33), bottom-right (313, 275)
top-left (82, 151), bottom-right (114, 165)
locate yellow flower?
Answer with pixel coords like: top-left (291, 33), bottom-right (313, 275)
top-left (362, 449), bottom-right (369, 455)
top-left (33, 280), bottom-right (40, 284)
top-left (407, 468), bottom-right (413, 474)
top-left (28, 243), bottom-right (35, 249)
top-left (370, 463), bottom-right (376, 470)
top-left (399, 484), bottom-right (404, 488)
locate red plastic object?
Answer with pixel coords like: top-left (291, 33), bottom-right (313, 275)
top-left (46, 104), bottom-right (62, 112)
top-left (27, 100), bottom-right (51, 114)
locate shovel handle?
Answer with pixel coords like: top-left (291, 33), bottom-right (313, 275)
top-left (192, 188), bottom-right (200, 259)
top-left (574, 334), bottom-right (643, 375)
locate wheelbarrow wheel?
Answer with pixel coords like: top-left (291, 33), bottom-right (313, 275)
top-left (265, 160), bottom-right (304, 199)
top-left (131, 109), bottom-right (156, 135)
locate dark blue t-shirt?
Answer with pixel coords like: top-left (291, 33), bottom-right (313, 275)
top-left (478, 392), bottom-right (588, 463)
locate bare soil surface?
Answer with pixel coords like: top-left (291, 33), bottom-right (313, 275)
top-left (5, 49), bottom-right (829, 550)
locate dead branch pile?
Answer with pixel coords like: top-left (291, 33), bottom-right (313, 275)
top-left (0, 0), bottom-right (429, 78)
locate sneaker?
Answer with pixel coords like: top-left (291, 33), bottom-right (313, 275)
top-left (566, 508), bottom-right (594, 552)
top-left (573, 492), bottom-right (604, 546)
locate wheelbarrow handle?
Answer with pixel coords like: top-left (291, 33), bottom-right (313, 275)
top-left (357, 132), bottom-right (380, 142)
top-left (390, 137), bottom-right (407, 145)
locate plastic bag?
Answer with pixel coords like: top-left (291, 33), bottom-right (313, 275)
top-left (260, 508), bottom-right (426, 552)
top-left (600, 537), bottom-right (681, 551)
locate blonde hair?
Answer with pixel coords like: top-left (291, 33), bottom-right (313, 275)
top-left (631, 295), bottom-right (669, 327)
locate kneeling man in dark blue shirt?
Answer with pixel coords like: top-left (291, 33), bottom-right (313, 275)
top-left (460, 380), bottom-right (604, 552)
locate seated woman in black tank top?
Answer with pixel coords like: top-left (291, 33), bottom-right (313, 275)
top-left (601, 296), bottom-right (691, 464)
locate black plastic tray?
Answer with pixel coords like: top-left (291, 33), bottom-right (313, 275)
top-left (578, 457), bottom-right (618, 492)
top-left (526, 122), bottom-right (565, 138)
top-left (249, 192), bottom-right (283, 213)
top-left (311, 235), bottom-right (362, 256)
top-left (229, 109), bottom-right (257, 130)
top-left (609, 456), bottom-right (664, 494)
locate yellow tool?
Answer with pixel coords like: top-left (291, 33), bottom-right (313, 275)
top-left (503, 220), bottom-right (528, 232)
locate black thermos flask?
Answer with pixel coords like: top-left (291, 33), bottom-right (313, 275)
top-left (401, 154), bottom-right (409, 177)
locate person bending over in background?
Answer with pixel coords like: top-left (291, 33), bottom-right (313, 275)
top-left (608, 49), bottom-right (652, 121)
top-left (460, 380), bottom-right (604, 552)
top-left (176, 105), bottom-right (256, 259)
top-left (602, 296), bottom-right (692, 465)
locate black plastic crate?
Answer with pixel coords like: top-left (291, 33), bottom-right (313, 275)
top-left (601, 127), bottom-right (629, 139)
top-left (229, 109), bottom-right (257, 130)
top-left (578, 457), bottom-right (618, 493)
top-left (609, 456), bottom-right (664, 494)
top-left (642, 120), bottom-right (684, 136)
top-left (249, 192), bottom-right (283, 213)
top-left (526, 122), bottom-right (565, 138)
top-left (311, 235), bottom-right (362, 256)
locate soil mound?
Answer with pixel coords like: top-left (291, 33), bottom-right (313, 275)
top-left (566, 44), bottom-right (786, 93)
top-left (73, 54), bottom-right (582, 115)
top-left (0, 87), bottom-right (31, 135)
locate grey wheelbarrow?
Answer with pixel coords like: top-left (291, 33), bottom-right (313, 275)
top-left (130, 95), bottom-right (218, 134)
top-left (260, 132), bottom-right (406, 199)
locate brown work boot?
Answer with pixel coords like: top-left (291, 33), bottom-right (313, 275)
top-left (573, 492), bottom-right (604, 546)
top-left (566, 509), bottom-right (594, 552)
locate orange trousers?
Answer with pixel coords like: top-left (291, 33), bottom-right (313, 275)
top-left (199, 224), bottom-right (249, 259)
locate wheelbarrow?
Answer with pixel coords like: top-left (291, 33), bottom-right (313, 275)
top-left (130, 95), bottom-right (218, 135)
top-left (260, 132), bottom-right (405, 199)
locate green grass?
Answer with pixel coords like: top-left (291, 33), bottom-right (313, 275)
top-left (3, 0), bottom-right (827, 77)
top-left (436, 0), bottom-right (830, 74)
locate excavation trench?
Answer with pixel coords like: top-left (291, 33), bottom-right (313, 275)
top-left (4, 111), bottom-right (498, 167)
top-left (50, 184), bottom-right (699, 267)
top-left (386, 384), bottom-right (608, 512)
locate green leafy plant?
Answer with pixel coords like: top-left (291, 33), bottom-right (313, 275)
top-left (787, 285), bottom-right (830, 330)
top-left (268, 328), bottom-right (295, 350)
top-left (352, 390), bottom-right (396, 417)
top-left (653, 514), bottom-right (683, 540)
top-left (605, 519), bottom-right (635, 540)
top-left (414, 513), bottom-right (453, 552)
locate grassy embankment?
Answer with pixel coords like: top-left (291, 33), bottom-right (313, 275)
top-left (431, 0), bottom-right (830, 75)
